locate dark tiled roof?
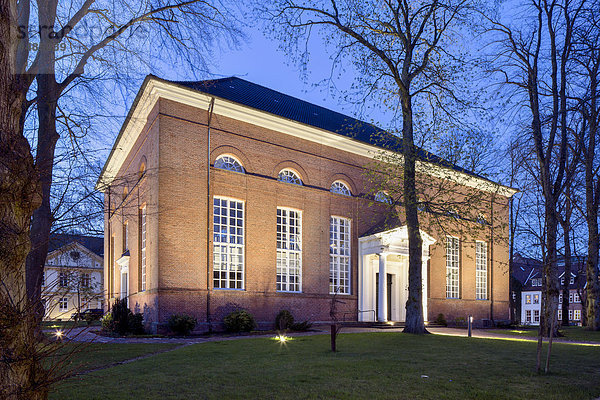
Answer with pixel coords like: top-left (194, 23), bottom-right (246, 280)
top-left (166, 76), bottom-right (487, 181)
top-left (513, 253), bottom-right (587, 290)
top-left (48, 233), bottom-right (104, 257)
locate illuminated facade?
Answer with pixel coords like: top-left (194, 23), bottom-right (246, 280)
top-left (99, 76), bottom-right (515, 332)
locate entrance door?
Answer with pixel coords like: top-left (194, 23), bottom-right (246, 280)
top-left (121, 271), bottom-right (128, 306)
top-left (375, 273), bottom-right (393, 321)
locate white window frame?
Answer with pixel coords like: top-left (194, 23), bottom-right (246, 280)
top-left (214, 154), bottom-right (245, 173)
top-left (81, 273), bottom-right (90, 288)
top-left (526, 294), bottom-right (531, 304)
top-left (534, 309), bottom-right (540, 323)
top-left (374, 191), bottom-right (392, 204)
top-left (59, 271), bottom-right (68, 288)
top-left (330, 181), bottom-right (351, 196)
top-left (59, 297), bottom-right (68, 312)
top-left (140, 205), bottom-right (147, 291)
top-left (277, 207), bottom-right (302, 292)
top-left (569, 309), bottom-right (574, 320)
top-left (558, 309), bottom-right (562, 321)
top-left (533, 294), bottom-right (539, 304)
top-left (569, 293), bottom-right (574, 303)
top-left (475, 241), bottom-right (488, 300)
top-left (574, 309), bottom-right (581, 321)
top-left (446, 236), bottom-right (460, 299)
top-left (330, 216), bottom-right (351, 294)
top-left (213, 197), bottom-right (245, 290)
top-left (278, 169), bottom-right (302, 185)
top-left (574, 292), bottom-right (580, 303)
top-left (526, 310), bottom-right (531, 323)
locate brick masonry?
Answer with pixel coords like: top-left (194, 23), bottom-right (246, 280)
top-left (104, 95), bottom-right (512, 332)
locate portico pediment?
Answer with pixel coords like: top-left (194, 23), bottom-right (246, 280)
top-left (359, 226), bottom-right (436, 257)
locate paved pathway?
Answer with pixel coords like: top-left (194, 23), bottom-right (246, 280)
top-left (47, 325), bottom-right (600, 346)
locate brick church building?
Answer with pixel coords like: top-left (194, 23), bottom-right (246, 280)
top-left (98, 76), bottom-right (516, 332)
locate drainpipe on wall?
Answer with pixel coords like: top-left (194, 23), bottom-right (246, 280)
top-left (206, 97), bottom-right (215, 332)
top-left (490, 192), bottom-right (496, 324)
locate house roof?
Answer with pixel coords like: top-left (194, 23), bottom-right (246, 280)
top-left (48, 233), bottom-right (104, 258)
top-left (513, 253), bottom-right (588, 290)
top-left (169, 76), bottom-right (492, 184)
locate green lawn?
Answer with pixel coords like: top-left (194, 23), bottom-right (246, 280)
top-left (489, 326), bottom-right (600, 343)
top-left (46, 342), bottom-right (180, 376)
top-left (50, 333), bottom-right (600, 400)
top-left (42, 320), bottom-right (101, 330)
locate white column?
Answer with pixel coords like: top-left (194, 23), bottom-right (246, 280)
top-left (378, 253), bottom-right (387, 322)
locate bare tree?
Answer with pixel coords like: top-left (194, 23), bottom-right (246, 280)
top-left (15, 0), bottom-right (241, 325)
top-left (265, 0), bottom-right (483, 334)
top-left (484, 0), bottom-right (591, 371)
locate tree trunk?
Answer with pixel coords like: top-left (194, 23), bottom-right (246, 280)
top-left (400, 89), bottom-right (426, 334)
top-left (560, 199), bottom-right (572, 327)
top-left (25, 0), bottom-right (60, 323)
top-left (0, 1), bottom-right (45, 398)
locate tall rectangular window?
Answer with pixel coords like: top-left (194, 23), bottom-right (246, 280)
top-left (140, 206), bottom-right (147, 291)
top-left (59, 272), bottom-right (68, 288)
top-left (59, 297), bottom-right (68, 312)
top-left (534, 310), bottom-right (540, 323)
top-left (446, 236), bottom-right (460, 298)
top-left (574, 309), bottom-right (581, 321)
top-left (213, 198), bottom-right (244, 289)
top-left (330, 216), bottom-right (350, 294)
top-left (526, 310), bottom-right (531, 323)
top-left (123, 222), bottom-right (129, 251)
top-left (81, 273), bottom-right (90, 288)
top-left (277, 208), bottom-right (302, 292)
top-left (533, 294), bottom-right (539, 304)
top-left (569, 309), bottom-right (573, 320)
top-left (475, 241), bottom-right (488, 300)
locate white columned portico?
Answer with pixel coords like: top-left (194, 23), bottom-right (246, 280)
top-left (358, 226), bottom-right (436, 323)
top-left (378, 252), bottom-right (388, 322)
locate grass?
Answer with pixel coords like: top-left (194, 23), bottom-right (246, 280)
top-left (42, 320), bottom-right (101, 330)
top-left (45, 342), bottom-right (181, 376)
top-left (50, 332), bottom-right (600, 400)
top-left (489, 326), bottom-right (600, 343)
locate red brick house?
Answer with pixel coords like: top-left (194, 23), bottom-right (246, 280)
top-left (98, 76), bottom-right (516, 332)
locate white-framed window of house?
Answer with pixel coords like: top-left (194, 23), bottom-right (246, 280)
top-left (278, 169), bottom-right (302, 185)
top-left (330, 216), bottom-right (351, 294)
top-left (81, 273), bottom-right (90, 288)
top-left (374, 191), bottom-right (392, 204)
top-left (561, 277), bottom-right (564, 285)
top-left (140, 205), bottom-right (147, 291)
top-left (534, 310), bottom-right (540, 323)
top-left (213, 197), bottom-right (244, 289)
top-left (569, 292), bottom-right (574, 303)
top-left (574, 292), bottom-right (580, 303)
top-left (532, 278), bottom-right (542, 286)
top-left (214, 154), bottom-right (245, 173)
top-left (569, 310), bottom-right (574, 320)
top-left (59, 297), bottom-right (68, 312)
top-left (446, 236), bottom-right (460, 299)
top-left (526, 294), bottom-right (531, 304)
top-left (570, 276), bottom-right (574, 284)
top-left (559, 293), bottom-right (563, 303)
top-left (533, 294), bottom-right (539, 304)
top-left (558, 309), bottom-right (562, 321)
top-left (277, 207), bottom-right (302, 292)
top-left (41, 270), bottom-right (45, 287)
top-left (526, 310), bottom-right (531, 323)
top-left (59, 272), bottom-right (68, 287)
top-left (475, 241), bottom-right (488, 300)
top-left (574, 309), bottom-right (581, 321)
top-left (330, 181), bottom-right (351, 196)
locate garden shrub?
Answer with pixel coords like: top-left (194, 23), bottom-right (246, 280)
top-left (275, 309), bottom-right (294, 330)
top-left (224, 310), bottom-right (256, 332)
top-left (434, 313), bottom-right (447, 326)
top-left (101, 298), bottom-right (145, 336)
top-left (168, 314), bottom-right (197, 336)
top-left (290, 321), bottom-right (312, 331)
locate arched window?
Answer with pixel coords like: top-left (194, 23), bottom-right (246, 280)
top-left (330, 181), bottom-right (351, 196)
top-left (214, 155), bottom-right (245, 173)
top-left (476, 213), bottom-right (487, 225)
top-left (278, 169), bottom-right (302, 185)
top-left (374, 191), bottom-right (392, 204)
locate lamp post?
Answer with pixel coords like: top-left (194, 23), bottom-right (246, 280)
top-left (468, 315), bottom-right (473, 337)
